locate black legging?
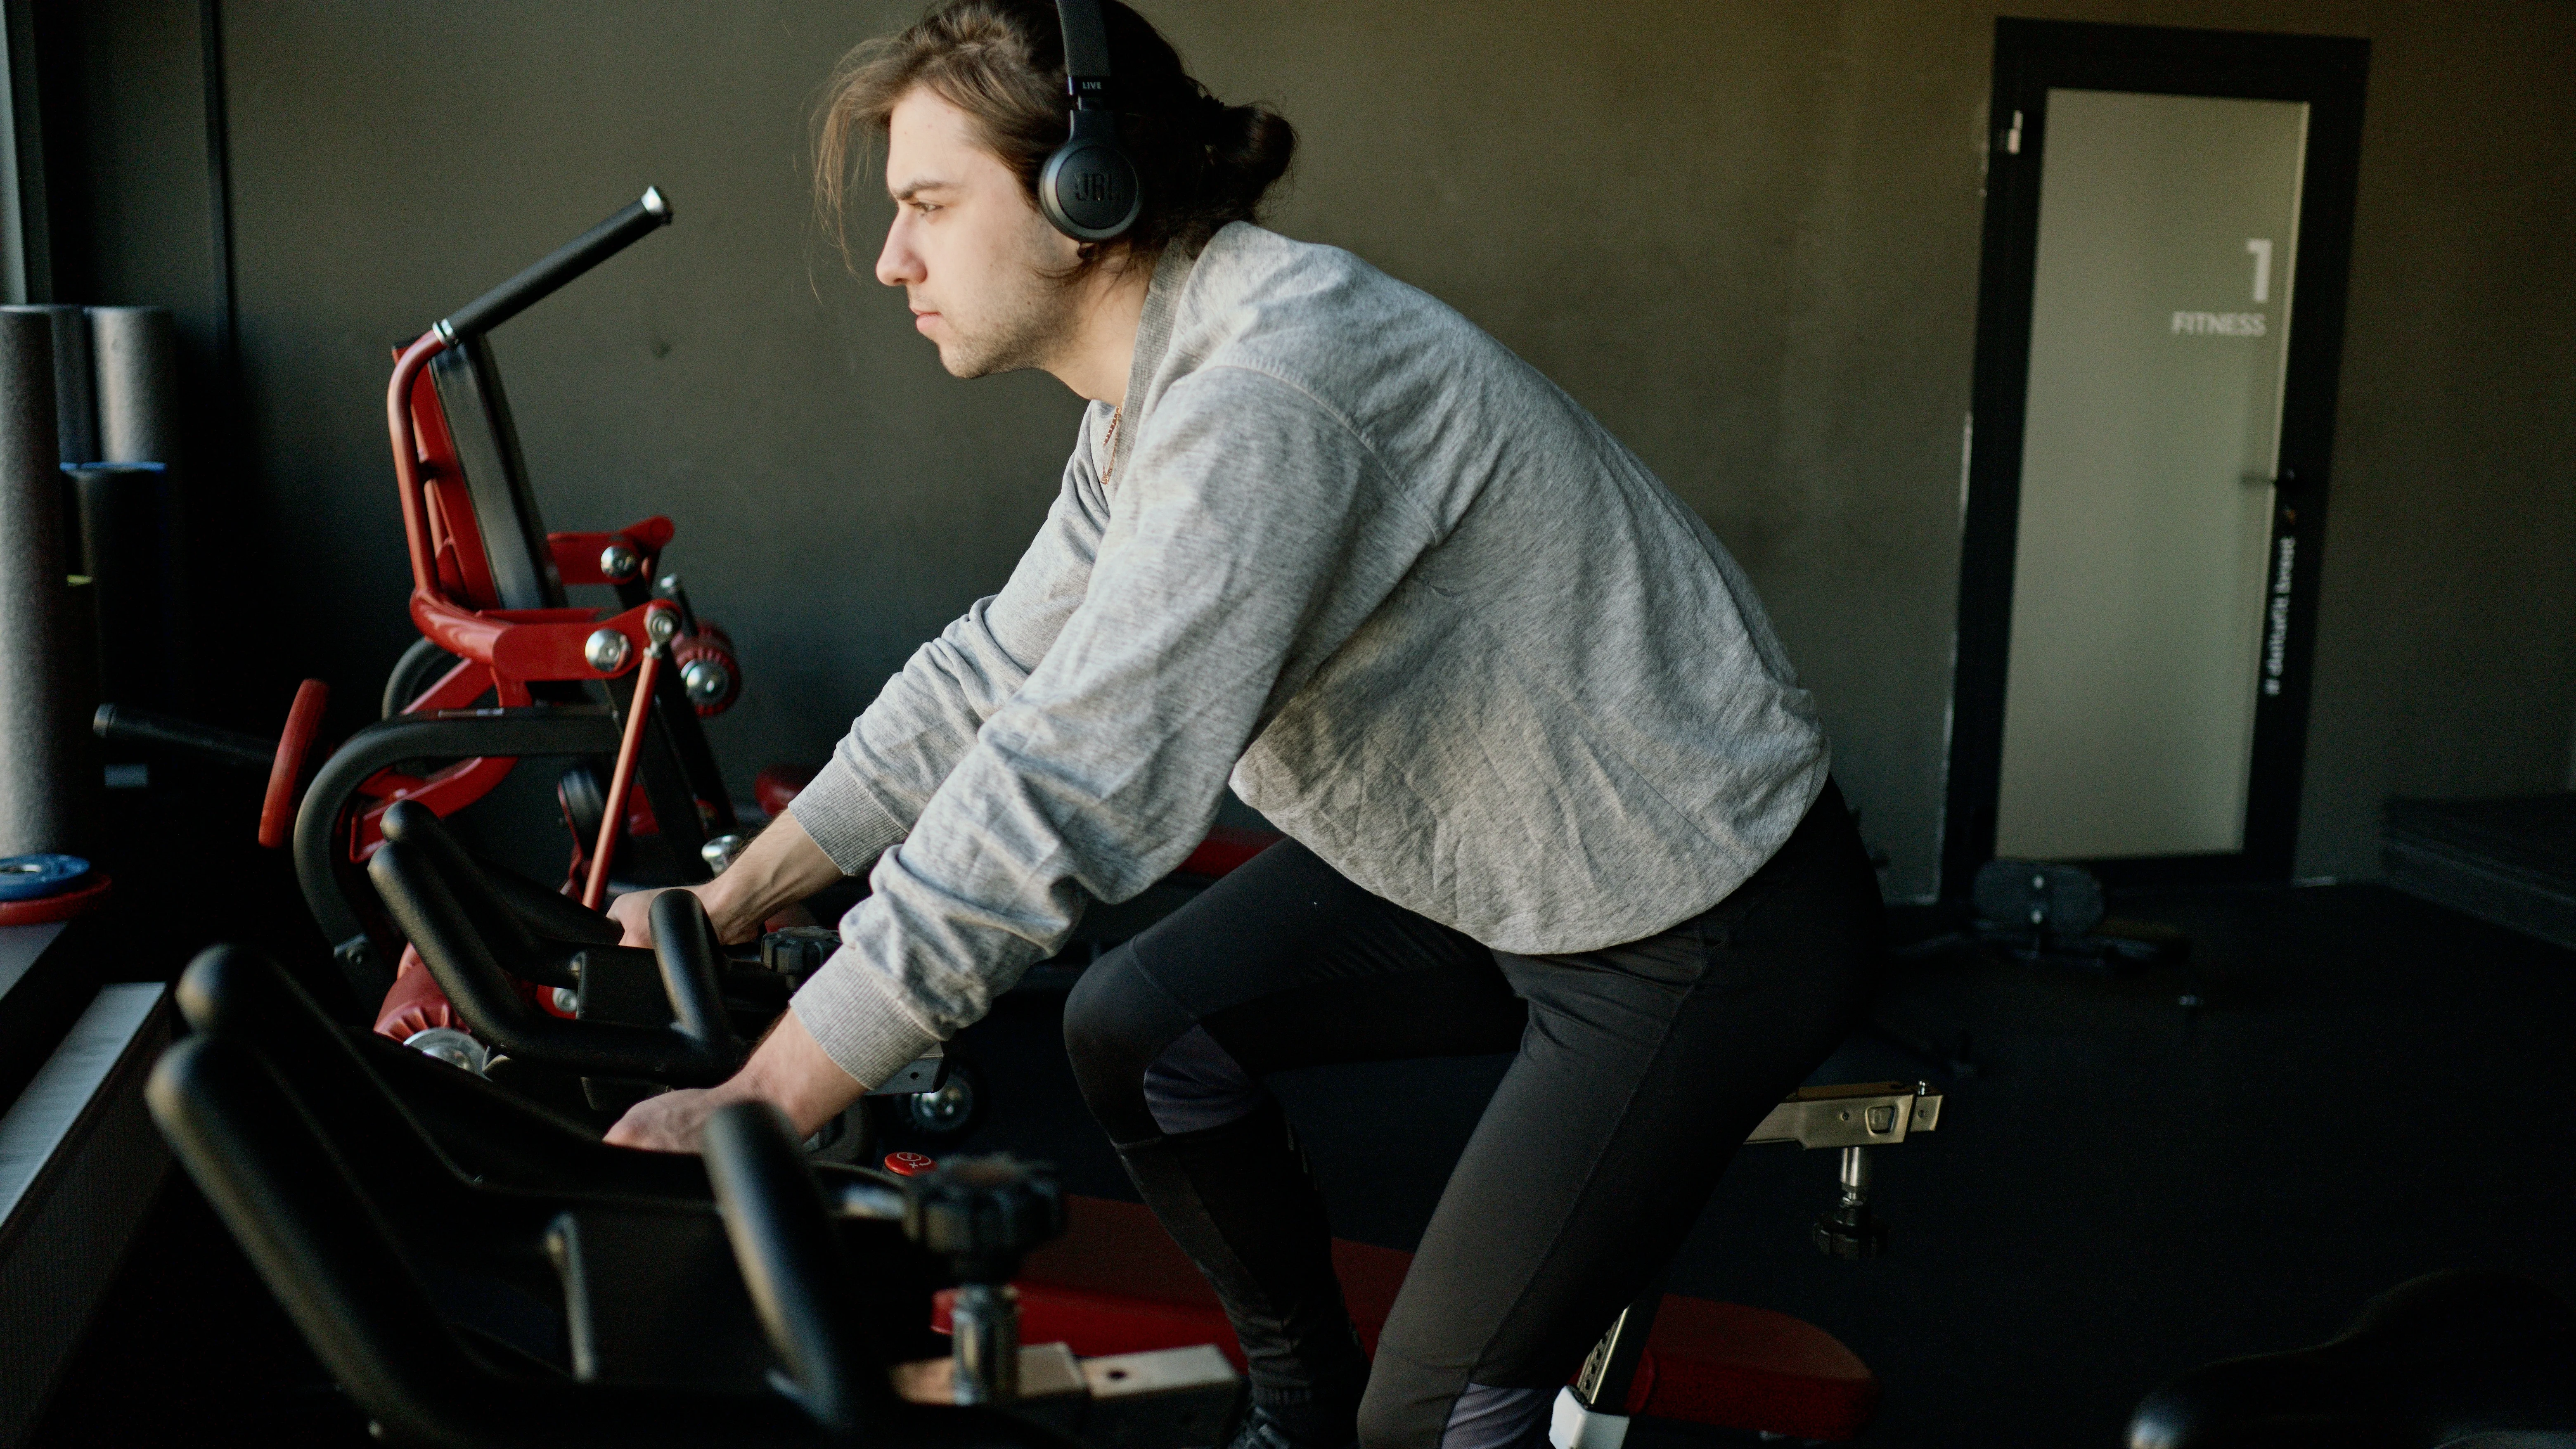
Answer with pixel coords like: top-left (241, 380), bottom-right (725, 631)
top-left (1062, 780), bottom-right (1885, 1449)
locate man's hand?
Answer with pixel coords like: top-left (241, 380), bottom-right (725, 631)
top-left (606, 886), bottom-right (691, 949)
top-left (607, 812), bottom-right (846, 950)
top-left (601, 1083), bottom-right (729, 1152)
top-left (603, 1009), bottom-right (867, 1153)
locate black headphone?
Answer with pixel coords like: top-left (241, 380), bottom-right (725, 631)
top-left (1039, 0), bottom-right (1143, 242)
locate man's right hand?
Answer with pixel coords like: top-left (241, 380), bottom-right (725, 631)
top-left (606, 886), bottom-right (688, 949)
top-left (605, 812), bottom-right (847, 951)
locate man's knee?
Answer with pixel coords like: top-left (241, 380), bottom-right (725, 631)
top-left (1063, 947), bottom-right (1156, 1096)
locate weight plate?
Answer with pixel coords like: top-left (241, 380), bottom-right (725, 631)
top-left (0, 854), bottom-right (89, 902)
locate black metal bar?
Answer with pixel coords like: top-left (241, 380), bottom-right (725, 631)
top-left (702, 1103), bottom-right (890, 1435)
top-left (92, 702), bottom-right (271, 770)
top-left (369, 838), bottom-right (736, 1085)
top-left (292, 706), bottom-right (625, 1007)
top-left (437, 188), bottom-right (671, 343)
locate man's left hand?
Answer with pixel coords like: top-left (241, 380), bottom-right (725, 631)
top-left (601, 1010), bottom-right (865, 1153)
top-left (603, 1085), bottom-right (730, 1153)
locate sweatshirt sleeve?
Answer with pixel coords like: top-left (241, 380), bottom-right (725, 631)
top-left (786, 433), bottom-right (1113, 873)
top-left (790, 368), bottom-right (1405, 1088)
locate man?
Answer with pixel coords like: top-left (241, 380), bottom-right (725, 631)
top-left (606, 4), bottom-right (1885, 1448)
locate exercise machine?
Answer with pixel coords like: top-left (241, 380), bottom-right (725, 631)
top-left (152, 942), bottom-right (1244, 1448)
top-left (97, 189), bottom-right (748, 1018)
top-left (365, 798), bottom-right (945, 1156)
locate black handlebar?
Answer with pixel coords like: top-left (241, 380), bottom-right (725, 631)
top-left (703, 1103), bottom-right (889, 1435)
top-left (650, 890), bottom-right (743, 1064)
top-left (369, 804), bottom-right (747, 1086)
top-left (93, 702), bottom-right (274, 771)
top-left (436, 187), bottom-right (672, 343)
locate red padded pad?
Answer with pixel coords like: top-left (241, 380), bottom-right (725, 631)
top-left (935, 1196), bottom-right (1879, 1441)
top-left (372, 946), bottom-right (462, 1042)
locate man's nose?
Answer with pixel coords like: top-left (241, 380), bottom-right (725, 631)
top-left (876, 219), bottom-right (922, 288)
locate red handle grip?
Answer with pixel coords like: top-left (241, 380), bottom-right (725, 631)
top-left (259, 680), bottom-right (331, 849)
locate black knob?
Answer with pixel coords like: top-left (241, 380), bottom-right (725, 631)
top-left (904, 1155), bottom-right (1065, 1284)
top-left (1812, 1199), bottom-right (1891, 1259)
top-left (760, 926), bottom-right (840, 981)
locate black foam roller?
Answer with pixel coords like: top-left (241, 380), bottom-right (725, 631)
top-left (0, 308), bottom-right (87, 854)
top-left (90, 307), bottom-right (186, 701)
top-left (27, 305), bottom-right (97, 464)
top-left (89, 306), bottom-right (180, 468)
top-left (69, 462), bottom-right (178, 710)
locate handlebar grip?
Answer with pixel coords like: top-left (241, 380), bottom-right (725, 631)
top-left (649, 890), bottom-right (745, 1067)
top-left (369, 838), bottom-right (732, 1084)
top-left (380, 800), bottom-right (550, 979)
top-left (701, 1102), bottom-right (887, 1435)
top-left (92, 703), bottom-right (274, 770)
top-left (436, 187), bottom-right (672, 343)
top-left (258, 680), bottom-right (331, 851)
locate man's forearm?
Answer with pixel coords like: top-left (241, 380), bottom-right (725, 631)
top-left (700, 811), bottom-right (848, 940)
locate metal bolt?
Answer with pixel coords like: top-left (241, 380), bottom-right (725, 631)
top-left (553, 987), bottom-right (580, 1014)
top-left (682, 657), bottom-right (732, 706)
top-left (407, 1027), bottom-right (490, 1077)
top-left (644, 606), bottom-right (682, 645)
top-left (701, 834), bottom-right (746, 876)
top-left (598, 542), bottom-right (642, 581)
top-left (583, 628), bottom-right (632, 673)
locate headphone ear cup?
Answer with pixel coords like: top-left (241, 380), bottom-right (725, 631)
top-left (1040, 138), bottom-right (1143, 242)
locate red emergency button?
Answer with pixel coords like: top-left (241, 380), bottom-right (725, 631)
top-left (884, 1151), bottom-right (937, 1176)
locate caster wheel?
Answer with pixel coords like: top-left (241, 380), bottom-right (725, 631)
top-left (907, 1063), bottom-right (980, 1136)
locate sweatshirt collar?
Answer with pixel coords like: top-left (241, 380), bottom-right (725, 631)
top-left (1109, 239), bottom-right (1203, 482)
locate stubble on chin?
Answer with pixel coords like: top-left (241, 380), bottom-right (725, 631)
top-left (937, 242), bottom-right (1084, 380)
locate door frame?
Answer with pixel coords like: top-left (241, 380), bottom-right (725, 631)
top-left (1941, 18), bottom-right (2370, 897)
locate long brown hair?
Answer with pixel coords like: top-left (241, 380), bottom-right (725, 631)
top-left (815, 0), bottom-right (1296, 275)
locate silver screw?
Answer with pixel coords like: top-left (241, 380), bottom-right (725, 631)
top-left (584, 628), bottom-right (632, 673)
top-left (598, 542), bottom-right (642, 581)
top-left (682, 657), bottom-right (732, 706)
top-left (553, 987), bottom-right (580, 1014)
top-left (701, 834), bottom-right (746, 875)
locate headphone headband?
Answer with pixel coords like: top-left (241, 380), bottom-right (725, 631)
top-left (1055, 0), bottom-right (1114, 90)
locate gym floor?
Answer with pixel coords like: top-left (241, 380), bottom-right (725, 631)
top-left (35, 814), bottom-right (2576, 1446)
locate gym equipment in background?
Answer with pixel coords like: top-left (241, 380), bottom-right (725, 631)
top-left (97, 189), bottom-right (748, 1011)
top-left (0, 309), bottom-right (95, 863)
top-left (152, 942), bottom-right (1243, 1449)
top-left (67, 462), bottom-right (180, 710)
top-left (1968, 858), bottom-right (2189, 971)
top-left (2126, 1271), bottom-right (2576, 1448)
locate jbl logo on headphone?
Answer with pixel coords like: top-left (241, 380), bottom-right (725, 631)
top-left (1074, 170), bottom-right (1118, 203)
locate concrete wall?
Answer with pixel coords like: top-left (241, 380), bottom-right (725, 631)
top-left (68, 0), bottom-right (2576, 896)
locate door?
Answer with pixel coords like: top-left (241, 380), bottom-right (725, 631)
top-left (1944, 21), bottom-right (2368, 892)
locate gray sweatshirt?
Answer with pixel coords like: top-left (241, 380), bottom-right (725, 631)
top-left (788, 223), bottom-right (1828, 1089)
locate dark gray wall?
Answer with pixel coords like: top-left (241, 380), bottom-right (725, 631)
top-left (73, 0), bottom-right (2576, 896)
